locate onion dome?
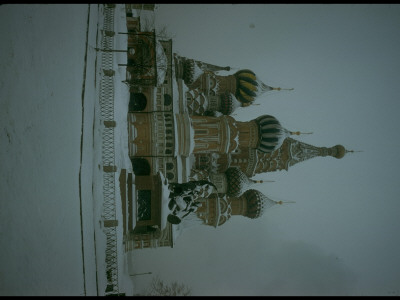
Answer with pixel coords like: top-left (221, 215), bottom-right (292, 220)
top-left (219, 92), bottom-right (241, 115)
top-left (183, 59), bottom-right (203, 86)
top-left (242, 189), bottom-right (280, 219)
top-left (331, 144), bottom-right (362, 159)
top-left (333, 145), bottom-right (346, 159)
top-left (225, 167), bottom-right (257, 197)
top-left (234, 69), bottom-right (292, 105)
top-left (255, 115), bottom-right (312, 154)
top-left (255, 115), bottom-right (291, 153)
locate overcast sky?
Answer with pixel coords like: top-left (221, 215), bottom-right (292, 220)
top-left (130, 4), bottom-right (400, 296)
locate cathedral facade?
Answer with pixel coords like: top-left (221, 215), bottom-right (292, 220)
top-left (123, 10), bottom-right (348, 250)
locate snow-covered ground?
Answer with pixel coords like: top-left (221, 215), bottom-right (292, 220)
top-left (0, 4), bottom-right (135, 296)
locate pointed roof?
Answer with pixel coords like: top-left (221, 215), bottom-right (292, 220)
top-left (285, 138), bottom-right (347, 169)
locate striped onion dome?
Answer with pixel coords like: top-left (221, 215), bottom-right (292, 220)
top-left (234, 69), bottom-right (275, 105)
top-left (225, 167), bottom-right (256, 197)
top-left (219, 92), bottom-right (241, 115)
top-left (255, 114), bottom-right (292, 154)
top-left (242, 189), bottom-right (279, 219)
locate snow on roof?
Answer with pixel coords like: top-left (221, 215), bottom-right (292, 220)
top-left (171, 211), bottom-right (204, 245)
top-left (188, 118), bottom-right (195, 154)
top-left (172, 69), bottom-right (180, 113)
top-left (155, 39), bottom-right (167, 86)
top-left (158, 171), bottom-right (172, 231)
top-left (176, 156), bottom-right (183, 183)
top-left (173, 113), bottom-right (179, 158)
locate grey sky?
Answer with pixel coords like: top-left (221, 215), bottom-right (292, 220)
top-left (129, 4), bottom-right (400, 296)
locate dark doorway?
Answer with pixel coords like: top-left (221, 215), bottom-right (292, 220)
top-left (131, 157), bottom-right (151, 175)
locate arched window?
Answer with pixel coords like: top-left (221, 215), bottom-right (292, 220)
top-left (165, 149), bottom-right (172, 155)
top-left (131, 157), bottom-right (151, 176)
top-left (209, 76), bottom-right (216, 89)
top-left (166, 142), bottom-right (173, 148)
top-left (129, 93), bottom-right (147, 111)
top-left (166, 172), bottom-right (175, 180)
top-left (200, 156), bottom-right (210, 163)
top-left (166, 162), bottom-right (174, 170)
top-left (164, 94), bottom-right (172, 106)
top-left (137, 190), bottom-right (151, 221)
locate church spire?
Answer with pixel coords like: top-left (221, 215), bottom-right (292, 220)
top-left (289, 131), bottom-right (313, 135)
top-left (253, 137), bottom-right (349, 175)
top-left (271, 87), bottom-right (295, 91)
top-left (284, 138), bottom-right (348, 168)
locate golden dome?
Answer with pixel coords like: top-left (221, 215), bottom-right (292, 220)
top-left (333, 144), bottom-right (346, 159)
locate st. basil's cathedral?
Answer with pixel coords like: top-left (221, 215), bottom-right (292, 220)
top-left (122, 5), bottom-right (350, 250)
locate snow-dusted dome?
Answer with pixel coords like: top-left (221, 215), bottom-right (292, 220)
top-left (234, 69), bottom-right (274, 105)
top-left (255, 114), bottom-right (291, 154)
top-left (183, 59), bottom-right (203, 86)
top-left (225, 167), bottom-right (255, 197)
top-left (219, 92), bottom-right (241, 115)
top-left (242, 189), bottom-right (278, 219)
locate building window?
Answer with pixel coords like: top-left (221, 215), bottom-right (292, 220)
top-left (165, 149), bottom-right (172, 155)
top-left (195, 129), bottom-right (208, 135)
top-left (166, 162), bottom-right (174, 170)
top-left (166, 172), bottom-right (174, 180)
top-left (137, 190), bottom-right (151, 221)
top-left (200, 156), bottom-right (210, 163)
top-left (164, 94), bottom-right (172, 106)
top-left (129, 93), bottom-right (147, 111)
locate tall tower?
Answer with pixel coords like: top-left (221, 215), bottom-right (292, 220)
top-left (252, 137), bottom-right (347, 176)
top-left (175, 113), bottom-right (301, 156)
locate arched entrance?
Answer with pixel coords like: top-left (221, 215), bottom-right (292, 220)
top-left (131, 157), bottom-right (151, 176)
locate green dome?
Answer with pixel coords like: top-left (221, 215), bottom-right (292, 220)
top-left (255, 114), bottom-right (291, 153)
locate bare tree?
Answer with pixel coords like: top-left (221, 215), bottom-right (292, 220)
top-left (141, 275), bottom-right (192, 296)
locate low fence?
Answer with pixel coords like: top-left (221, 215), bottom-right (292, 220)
top-left (98, 4), bottom-right (119, 296)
